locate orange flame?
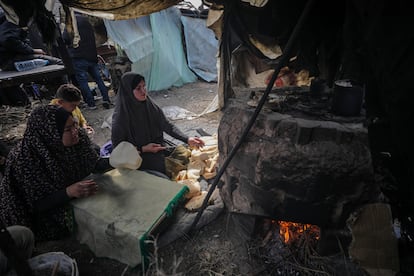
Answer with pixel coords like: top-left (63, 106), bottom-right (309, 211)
top-left (278, 221), bottom-right (320, 243)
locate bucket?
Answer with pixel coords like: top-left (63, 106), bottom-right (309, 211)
top-left (331, 80), bottom-right (364, 116)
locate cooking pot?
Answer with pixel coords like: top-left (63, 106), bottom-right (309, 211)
top-left (331, 79), bottom-right (364, 116)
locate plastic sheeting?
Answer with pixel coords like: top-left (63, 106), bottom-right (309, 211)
top-left (148, 7), bottom-right (197, 91)
top-left (181, 16), bottom-right (219, 82)
top-left (104, 16), bottom-right (153, 82)
top-left (104, 7), bottom-right (197, 91)
top-left (6, 252), bottom-right (78, 276)
top-left (71, 169), bottom-right (188, 266)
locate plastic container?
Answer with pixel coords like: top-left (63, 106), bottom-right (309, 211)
top-left (331, 79), bottom-right (364, 116)
top-left (14, 59), bottom-right (49, 72)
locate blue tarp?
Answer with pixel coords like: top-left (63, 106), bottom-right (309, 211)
top-left (104, 7), bottom-right (197, 91)
top-left (181, 16), bottom-right (218, 82)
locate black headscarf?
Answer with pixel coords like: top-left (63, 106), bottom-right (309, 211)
top-left (0, 105), bottom-right (98, 240)
top-left (111, 72), bottom-right (189, 173)
top-left (111, 72), bottom-right (166, 172)
top-left (112, 72), bottom-right (164, 147)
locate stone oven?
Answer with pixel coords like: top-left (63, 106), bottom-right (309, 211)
top-left (218, 88), bottom-right (380, 254)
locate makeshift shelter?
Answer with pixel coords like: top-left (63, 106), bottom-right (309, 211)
top-left (2, 0), bottom-right (413, 273)
top-left (81, 5), bottom-right (218, 91)
top-left (103, 7), bottom-right (198, 91)
top-left (0, 0), bottom-right (218, 92)
top-left (201, 1), bottom-right (412, 274)
top-left (202, 0), bottom-right (414, 217)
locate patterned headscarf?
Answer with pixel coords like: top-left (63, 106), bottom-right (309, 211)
top-left (0, 105), bottom-right (98, 240)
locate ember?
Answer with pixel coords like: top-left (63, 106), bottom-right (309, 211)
top-left (250, 219), bottom-right (350, 275)
top-left (278, 221), bottom-right (320, 244)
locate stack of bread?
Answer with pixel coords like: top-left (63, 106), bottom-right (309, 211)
top-left (174, 135), bottom-right (220, 211)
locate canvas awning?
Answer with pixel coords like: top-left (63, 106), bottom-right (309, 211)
top-left (60, 0), bottom-right (181, 20)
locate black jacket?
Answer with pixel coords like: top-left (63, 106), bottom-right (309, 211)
top-left (63, 14), bottom-right (98, 63)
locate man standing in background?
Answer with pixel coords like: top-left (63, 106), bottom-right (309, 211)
top-left (63, 12), bottom-right (111, 110)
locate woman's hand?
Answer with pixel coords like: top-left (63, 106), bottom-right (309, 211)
top-left (141, 143), bottom-right (166, 153)
top-left (66, 179), bottom-right (98, 198)
top-left (188, 137), bottom-right (205, 148)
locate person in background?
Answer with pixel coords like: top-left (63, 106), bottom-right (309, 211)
top-left (0, 14), bottom-right (62, 71)
top-left (0, 105), bottom-right (111, 241)
top-left (111, 72), bottom-right (205, 178)
top-left (63, 13), bottom-right (111, 110)
top-left (50, 83), bottom-right (95, 135)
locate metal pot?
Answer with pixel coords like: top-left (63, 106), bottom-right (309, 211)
top-left (331, 79), bottom-right (364, 116)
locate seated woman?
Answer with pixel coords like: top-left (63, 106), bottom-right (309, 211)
top-left (111, 72), bottom-right (205, 177)
top-left (0, 105), bottom-right (110, 241)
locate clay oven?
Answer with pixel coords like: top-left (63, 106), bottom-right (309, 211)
top-left (218, 89), bottom-right (380, 253)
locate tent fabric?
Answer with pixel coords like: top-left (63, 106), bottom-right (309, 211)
top-left (60, 0), bottom-right (181, 20)
top-left (104, 16), bottom-right (153, 83)
top-left (103, 17), bottom-right (153, 63)
top-left (104, 7), bottom-right (197, 91)
top-left (71, 169), bottom-right (188, 266)
top-left (148, 7), bottom-right (197, 91)
top-left (181, 16), bottom-right (219, 82)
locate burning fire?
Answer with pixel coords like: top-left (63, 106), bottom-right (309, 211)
top-left (278, 221), bottom-right (320, 244)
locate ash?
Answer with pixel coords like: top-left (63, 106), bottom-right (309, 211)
top-left (249, 220), bottom-right (367, 276)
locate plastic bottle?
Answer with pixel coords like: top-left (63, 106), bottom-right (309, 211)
top-left (14, 59), bottom-right (49, 72)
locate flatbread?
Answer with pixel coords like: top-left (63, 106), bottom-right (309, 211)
top-left (109, 141), bottom-right (142, 170)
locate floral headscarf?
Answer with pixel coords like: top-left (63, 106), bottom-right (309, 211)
top-left (0, 105), bottom-right (98, 240)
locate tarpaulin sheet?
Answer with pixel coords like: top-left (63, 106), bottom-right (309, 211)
top-left (104, 7), bottom-right (197, 91)
top-left (71, 169), bottom-right (188, 266)
top-left (181, 16), bottom-right (219, 82)
top-left (148, 7), bottom-right (197, 91)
